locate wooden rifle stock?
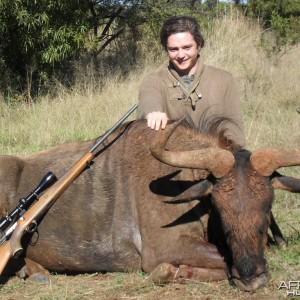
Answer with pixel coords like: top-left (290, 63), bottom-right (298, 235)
top-left (0, 104), bottom-right (137, 275)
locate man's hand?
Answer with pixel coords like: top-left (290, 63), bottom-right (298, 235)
top-left (146, 112), bottom-right (169, 130)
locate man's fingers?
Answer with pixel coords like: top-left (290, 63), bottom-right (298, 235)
top-left (146, 112), bottom-right (168, 130)
top-left (147, 117), bottom-right (154, 129)
top-left (161, 118), bottom-right (168, 130)
top-left (148, 118), bottom-right (157, 129)
top-left (155, 119), bottom-right (162, 131)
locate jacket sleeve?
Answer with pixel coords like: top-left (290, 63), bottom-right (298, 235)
top-left (223, 75), bottom-right (246, 148)
top-left (138, 72), bottom-right (166, 119)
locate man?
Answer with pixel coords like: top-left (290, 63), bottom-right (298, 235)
top-left (138, 16), bottom-right (246, 147)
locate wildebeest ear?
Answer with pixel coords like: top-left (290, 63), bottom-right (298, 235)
top-left (271, 174), bottom-right (300, 193)
top-left (164, 180), bottom-right (213, 204)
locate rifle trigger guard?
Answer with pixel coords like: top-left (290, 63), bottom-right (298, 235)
top-left (26, 220), bottom-right (37, 233)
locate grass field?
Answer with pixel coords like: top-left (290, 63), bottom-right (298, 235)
top-left (0, 14), bottom-right (299, 299)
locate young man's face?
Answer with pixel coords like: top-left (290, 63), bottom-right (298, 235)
top-left (166, 32), bottom-right (201, 76)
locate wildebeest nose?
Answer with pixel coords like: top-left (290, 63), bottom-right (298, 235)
top-left (236, 255), bottom-right (258, 281)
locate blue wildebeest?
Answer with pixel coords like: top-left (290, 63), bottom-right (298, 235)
top-left (0, 119), bottom-right (299, 291)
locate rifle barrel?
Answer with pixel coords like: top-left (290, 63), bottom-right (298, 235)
top-left (89, 104), bottom-right (137, 153)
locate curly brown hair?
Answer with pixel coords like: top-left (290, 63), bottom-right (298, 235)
top-left (160, 16), bottom-right (205, 50)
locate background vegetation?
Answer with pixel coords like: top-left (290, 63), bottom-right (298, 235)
top-left (0, 0), bottom-right (299, 101)
top-left (0, 0), bottom-right (299, 299)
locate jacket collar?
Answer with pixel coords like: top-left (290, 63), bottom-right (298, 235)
top-left (167, 56), bottom-right (204, 94)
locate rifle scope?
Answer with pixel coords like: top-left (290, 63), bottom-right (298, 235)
top-left (0, 171), bottom-right (57, 231)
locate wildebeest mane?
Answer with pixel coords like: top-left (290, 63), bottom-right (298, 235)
top-left (181, 111), bottom-right (242, 153)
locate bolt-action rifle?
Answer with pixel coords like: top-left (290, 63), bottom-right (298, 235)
top-left (0, 104), bottom-right (137, 275)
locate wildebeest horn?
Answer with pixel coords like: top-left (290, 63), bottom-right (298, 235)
top-left (150, 118), bottom-right (235, 178)
top-left (250, 148), bottom-right (300, 176)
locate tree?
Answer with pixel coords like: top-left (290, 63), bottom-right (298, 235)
top-left (0, 0), bottom-right (92, 99)
top-left (247, 0), bottom-right (300, 52)
top-left (0, 0), bottom-right (149, 99)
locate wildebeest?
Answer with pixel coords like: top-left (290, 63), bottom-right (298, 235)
top-left (0, 119), bottom-right (299, 292)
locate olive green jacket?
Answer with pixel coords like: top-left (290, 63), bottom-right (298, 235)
top-left (138, 58), bottom-right (246, 147)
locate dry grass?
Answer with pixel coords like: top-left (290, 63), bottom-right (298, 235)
top-left (1, 266), bottom-right (299, 300)
top-left (0, 13), bottom-right (299, 299)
